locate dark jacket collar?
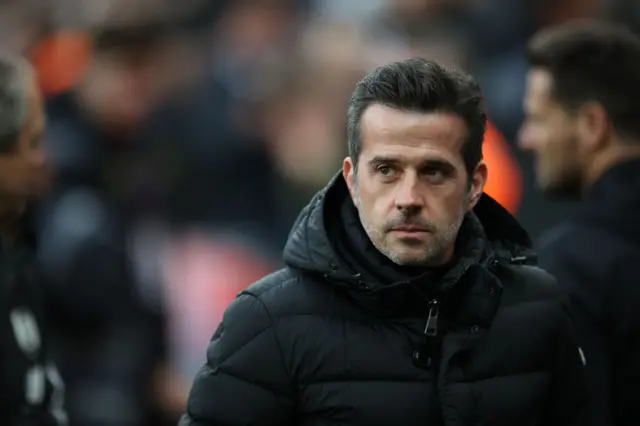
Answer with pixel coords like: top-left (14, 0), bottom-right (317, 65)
top-left (283, 172), bottom-right (534, 285)
top-left (578, 157), bottom-right (640, 241)
top-left (586, 157), bottom-right (640, 206)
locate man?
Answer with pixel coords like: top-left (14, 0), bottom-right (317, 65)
top-left (0, 56), bottom-right (66, 425)
top-left (38, 21), bottom-right (183, 426)
top-left (519, 21), bottom-right (640, 426)
top-left (181, 58), bottom-right (587, 426)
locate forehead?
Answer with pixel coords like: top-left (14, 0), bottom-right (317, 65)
top-left (359, 104), bottom-right (467, 165)
top-left (524, 68), bottom-right (554, 111)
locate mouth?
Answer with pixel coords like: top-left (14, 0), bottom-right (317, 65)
top-left (391, 226), bottom-right (429, 234)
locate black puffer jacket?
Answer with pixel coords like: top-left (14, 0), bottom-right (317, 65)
top-left (180, 174), bottom-right (587, 426)
top-left (0, 221), bottom-right (66, 426)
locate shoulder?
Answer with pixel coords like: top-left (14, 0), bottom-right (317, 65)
top-left (210, 267), bottom-right (340, 361)
top-left (539, 219), bottom-right (631, 264)
top-left (491, 263), bottom-right (577, 343)
top-left (538, 219), bottom-right (637, 289)
top-left (497, 263), bottom-right (556, 288)
top-left (494, 262), bottom-right (567, 307)
top-left (236, 267), bottom-right (352, 321)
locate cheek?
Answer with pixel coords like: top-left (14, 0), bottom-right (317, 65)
top-left (426, 187), bottom-right (468, 220)
top-left (525, 129), bottom-right (560, 168)
top-left (356, 184), bottom-right (391, 219)
top-left (544, 132), bottom-right (575, 164)
top-left (524, 118), bottom-right (564, 154)
top-left (533, 128), bottom-right (554, 154)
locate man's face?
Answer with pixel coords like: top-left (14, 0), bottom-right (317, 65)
top-left (0, 77), bottom-right (46, 208)
top-left (343, 104), bottom-right (487, 267)
top-left (519, 69), bottom-right (584, 197)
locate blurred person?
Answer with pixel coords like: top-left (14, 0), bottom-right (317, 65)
top-left (263, 21), bottom-right (365, 205)
top-left (37, 20), bottom-right (190, 426)
top-left (0, 2), bottom-right (48, 56)
top-left (519, 21), bottom-right (640, 426)
top-left (162, 230), bottom-right (275, 385)
top-left (144, 0), bottom-right (312, 254)
top-left (0, 56), bottom-right (66, 425)
top-left (362, 0), bottom-right (470, 69)
top-left (211, 0), bottom-right (305, 106)
top-left (180, 58), bottom-right (587, 426)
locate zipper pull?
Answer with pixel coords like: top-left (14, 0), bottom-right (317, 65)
top-left (424, 299), bottom-right (439, 337)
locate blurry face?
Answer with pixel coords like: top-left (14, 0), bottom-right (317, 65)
top-left (519, 69), bottom-right (584, 197)
top-left (344, 105), bottom-right (487, 267)
top-left (87, 47), bottom-right (183, 132)
top-left (0, 77), bottom-right (46, 210)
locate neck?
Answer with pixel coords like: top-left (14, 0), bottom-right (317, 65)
top-left (583, 144), bottom-right (640, 194)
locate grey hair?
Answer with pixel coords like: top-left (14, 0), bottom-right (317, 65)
top-left (0, 56), bottom-right (33, 154)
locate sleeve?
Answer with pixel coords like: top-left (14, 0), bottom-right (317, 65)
top-left (179, 292), bottom-right (295, 426)
top-left (542, 301), bottom-right (589, 426)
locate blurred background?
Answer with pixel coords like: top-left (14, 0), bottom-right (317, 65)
top-left (5, 0), bottom-right (638, 425)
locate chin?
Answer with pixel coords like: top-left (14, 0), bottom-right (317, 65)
top-left (392, 257), bottom-right (424, 267)
top-left (386, 249), bottom-right (433, 267)
top-left (538, 167), bottom-right (585, 199)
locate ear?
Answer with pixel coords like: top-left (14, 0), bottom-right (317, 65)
top-left (577, 102), bottom-right (610, 151)
top-left (467, 161), bottom-right (488, 211)
top-left (343, 156), bottom-right (358, 207)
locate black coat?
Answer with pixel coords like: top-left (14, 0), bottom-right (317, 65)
top-left (538, 158), bottom-right (640, 426)
top-left (180, 174), bottom-right (587, 426)
top-left (41, 91), bottom-right (165, 426)
top-left (0, 229), bottom-right (66, 425)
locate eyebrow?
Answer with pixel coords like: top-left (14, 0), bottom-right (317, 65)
top-left (368, 156), bottom-right (400, 167)
top-left (367, 155), bottom-right (456, 171)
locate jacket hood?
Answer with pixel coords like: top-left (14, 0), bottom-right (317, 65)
top-left (283, 172), bottom-right (533, 283)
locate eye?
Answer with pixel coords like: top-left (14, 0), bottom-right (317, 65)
top-left (375, 164), bottom-right (399, 182)
top-left (377, 165), bottom-right (394, 176)
top-left (421, 167), bottom-right (447, 183)
top-left (423, 167), bottom-right (443, 177)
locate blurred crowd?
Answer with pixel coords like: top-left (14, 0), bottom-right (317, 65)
top-left (2, 0), bottom-right (639, 425)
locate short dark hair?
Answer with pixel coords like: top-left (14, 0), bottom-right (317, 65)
top-left (527, 20), bottom-right (640, 143)
top-left (346, 58), bottom-right (487, 177)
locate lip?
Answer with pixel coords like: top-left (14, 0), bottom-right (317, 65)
top-left (391, 227), bottom-right (428, 233)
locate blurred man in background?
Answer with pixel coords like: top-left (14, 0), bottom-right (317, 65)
top-left (520, 20), bottom-right (640, 426)
top-left (37, 20), bottom-right (185, 426)
top-left (180, 58), bottom-right (586, 426)
top-left (0, 55), bottom-right (66, 426)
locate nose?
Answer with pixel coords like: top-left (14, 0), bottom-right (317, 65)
top-left (517, 124), bottom-right (535, 150)
top-left (394, 172), bottom-right (423, 212)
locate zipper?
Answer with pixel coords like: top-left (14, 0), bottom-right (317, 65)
top-left (424, 299), bottom-right (440, 337)
top-left (423, 299), bottom-right (443, 424)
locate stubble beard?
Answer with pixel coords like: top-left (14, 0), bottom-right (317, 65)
top-left (354, 190), bottom-right (466, 268)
